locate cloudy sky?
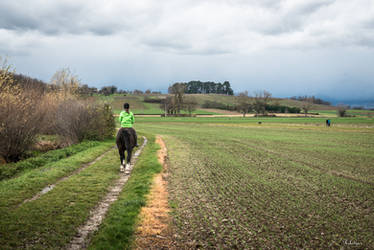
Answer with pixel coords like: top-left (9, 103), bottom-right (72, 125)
top-left (1, 0), bottom-right (374, 101)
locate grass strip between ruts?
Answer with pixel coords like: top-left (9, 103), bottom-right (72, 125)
top-left (0, 142), bottom-right (120, 249)
top-left (0, 140), bottom-right (106, 181)
top-left (0, 140), bottom-right (114, 210)
top-left (88, 133), bottom-right (162, 250)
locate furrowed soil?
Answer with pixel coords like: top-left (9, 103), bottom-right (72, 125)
top-left (136, 117), bottom-right (374, 249)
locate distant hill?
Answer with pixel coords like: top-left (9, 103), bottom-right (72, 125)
top-left (105, 93), bottom-right (336, 115)
top-left (327, 98), bottom-right (374, 109)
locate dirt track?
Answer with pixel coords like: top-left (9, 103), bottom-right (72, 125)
top-left (67, 137), bottom-right (148, 250)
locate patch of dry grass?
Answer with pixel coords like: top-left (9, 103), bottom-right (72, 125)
top-left (134, 136), bottom-right (174, 249)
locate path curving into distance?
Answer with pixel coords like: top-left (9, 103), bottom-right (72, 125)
top-left (67, 136), bottom-right (148, 250)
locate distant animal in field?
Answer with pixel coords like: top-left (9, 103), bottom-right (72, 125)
top-left (116, 128), bottom-right (136, 172)
top-left (258, 121), bottom-right (262, 124)
top-left (326, 119), bottom-right (331, 127)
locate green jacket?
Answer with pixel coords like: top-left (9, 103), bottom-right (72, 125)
top-left (119, 111), bottom-right (135, 128)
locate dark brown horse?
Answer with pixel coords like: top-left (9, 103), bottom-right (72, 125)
top-left (116, 128), bottom-right (136, 172)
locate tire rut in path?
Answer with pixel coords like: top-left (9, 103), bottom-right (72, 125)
top-left (20, 146), bottom-right (115, 207)
top-left (67, 136), bottom-right (148, 250)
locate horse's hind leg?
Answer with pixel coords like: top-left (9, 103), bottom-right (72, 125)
top-left (125, 147), bottom-right (133, 172)
top-left (118, 147), bottom-right (125, 172)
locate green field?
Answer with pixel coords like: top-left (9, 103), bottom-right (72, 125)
top-left (1, 115), bottom-right (373, 248)
top-left (135, 116), bottom-right (374, 248)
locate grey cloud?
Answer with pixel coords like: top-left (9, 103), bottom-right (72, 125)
top-left (1, 0), bottom-right (374, 56)
top-left (145, 39), bottom-right (191, 51)
top-left (177, 47), bottom-right (231, 55)
top-left (259, 1), bottom-right (335, 35)
top-left (0, 7), bottom-right (39, 31)
top-left (291, 0), bottom-right (335, 16)
top-left (143, 36), bottom-right (231, 55)
top-left (0, 1), bottom-right (122, 36)
top-left (356, 35), bottom-right (374, 48)
top-left (364, 18), bottom-right (374, 29)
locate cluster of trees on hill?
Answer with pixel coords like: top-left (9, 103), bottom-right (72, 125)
top-left (183, 81), bottom-right (234, 95)
top-left (164, 83), bottom-right (304, 116)
top-left (290, 96), bottom-right (331, 105)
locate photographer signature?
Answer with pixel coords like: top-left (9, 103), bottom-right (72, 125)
top-left (343, 240), bottom-right (362, 246)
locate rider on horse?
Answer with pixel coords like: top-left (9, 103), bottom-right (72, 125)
top-left (119, 103), bottom-right (138, 147)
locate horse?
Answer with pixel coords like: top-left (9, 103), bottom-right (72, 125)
top-left (116, 128), bottom-right (136, 172)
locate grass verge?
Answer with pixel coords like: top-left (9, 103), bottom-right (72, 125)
top-left (0, 140), bottom-right (114, 209)
top-left (0, 140), bottom-right (105, 180)
top-left (0, 144), bottom-right (120, 249)
top-left (88, 133), bottom-right (162, 250)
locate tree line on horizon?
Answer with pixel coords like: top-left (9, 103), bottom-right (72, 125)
top-left (290, 95), bottom-right (331, 105)
top-left (183, 80), bottom-right (234, 95)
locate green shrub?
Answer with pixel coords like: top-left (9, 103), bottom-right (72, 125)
top-left (266, 104), bottom-right (301, 113)
top-left (202, 100), bottom-right (236, 111)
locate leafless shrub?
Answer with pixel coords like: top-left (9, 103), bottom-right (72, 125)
top-left (0, 62), bottom-right (115, 162)
top-left (54, 98), bottom-right (114, 145)
top-left (0, 58), bottom-right (46, 162)
top-left (49, 68), bottom-right (115, 144)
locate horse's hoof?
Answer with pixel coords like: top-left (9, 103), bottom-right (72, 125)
top-left (125, 164), bottom-right (131, 174)
top-left (120, 165), bottom-right (124, 172)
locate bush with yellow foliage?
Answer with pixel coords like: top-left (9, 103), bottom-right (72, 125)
top-left (0, 60), bottom-right (115, 163)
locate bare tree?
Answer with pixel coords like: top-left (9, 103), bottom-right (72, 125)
top-left (160, 96), bottom-right (176, 115)
top-left (236, 91), bottom-right (251, 117)
top-left (253, 90), bottom-right (272, 115)
top-left (184, 96), bottom-right (198, 115)
top-left (168, 83), bottom-right (186, 114)
top-left (301, 98), bottom-right (313, 116)
top-left (50, 68), bottom-right (80, 97)
top-left (337, 104), bottom-right (349, 117)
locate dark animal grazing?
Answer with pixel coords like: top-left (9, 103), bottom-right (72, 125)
top-left (116, 128), bottom-right (136, 172)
